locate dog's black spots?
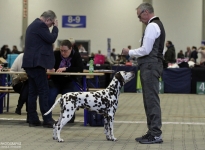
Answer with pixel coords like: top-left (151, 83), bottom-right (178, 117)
top-left (93, 104), bottom-right (98, 107)
top-left (67, 109), bottom-right (69, 111)
top-left (79, 98), bottom-right (81, 100)
top-left (102, 91), bottom-right (105, 95)
top-left (63, 106), bottom-right (66, 111)
top-left (86, 94), bottom-right (89, 97)
top-left (58, 127), bottom-right (60, 130)
top-left (84, 99), bottom-right (88, 104)
top-left (67, 114), bottom-right (69, 118)
top-left (62, 116), bottom-right (65, 118)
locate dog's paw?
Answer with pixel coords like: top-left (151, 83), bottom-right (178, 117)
top-left (111, 137), bottom-right (117, 141)
top-left (106, 135), bottom-right (111, 141)
top-left (57, 138), bottom-right (64, 142)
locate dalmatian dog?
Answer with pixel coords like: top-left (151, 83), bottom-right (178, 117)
top-left (44, 71), bottom-right (135, 142)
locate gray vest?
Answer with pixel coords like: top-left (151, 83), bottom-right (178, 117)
top-left (137, 17), bottom-right (165, 65)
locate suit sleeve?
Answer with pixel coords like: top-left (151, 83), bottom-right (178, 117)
top-left (37, 23), bottom-right (58, 44)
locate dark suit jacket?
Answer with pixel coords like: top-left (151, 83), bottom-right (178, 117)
top-left (22, 18), bottom-right (58, 69)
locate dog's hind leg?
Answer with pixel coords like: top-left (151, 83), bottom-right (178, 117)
top-left (53, 112), bottom-right (63, 140)
top-left (56, 111), bottom-right (76, 142)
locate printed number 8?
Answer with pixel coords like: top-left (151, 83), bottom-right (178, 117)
top-left (68, 16), bottom-right (73, 23)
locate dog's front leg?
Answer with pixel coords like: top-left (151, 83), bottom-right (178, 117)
top-left (104, 116), bottom-right (111, 140)
top-left (107, 115), bottom-right (117, 141)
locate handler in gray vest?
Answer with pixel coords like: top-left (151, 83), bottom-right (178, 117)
top-left (122, 2), bottom-right (165, 144)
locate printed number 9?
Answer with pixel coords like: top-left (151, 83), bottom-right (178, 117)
top-left (75, 16), bottom-right (80, 23)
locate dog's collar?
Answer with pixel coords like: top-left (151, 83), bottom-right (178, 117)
top-left (114, 72), bottom-right (125, 86)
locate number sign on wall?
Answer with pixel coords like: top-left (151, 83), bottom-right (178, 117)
top-left (62, 15), bottom-right (86, 28)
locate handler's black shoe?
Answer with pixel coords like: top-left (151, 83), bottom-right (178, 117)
top-left (139, 135), bottom-right (163, 144)
top-left (15, 108), bottom-right (21, 115)
top-left (29, 121), bottom-right (41, 127)
top-left (135, 132), bottom-right (150, 142)
top-left (43, 120), bottom-right (55, 128)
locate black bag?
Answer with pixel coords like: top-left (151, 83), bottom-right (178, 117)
top-left (87, 111), bottom-right (104, 126)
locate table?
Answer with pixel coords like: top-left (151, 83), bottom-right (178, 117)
top-left (0, 71), bottom-right (104, 126)
top-left (162, 68), bottom-right (191, 93)
top-left (191, 67), bottom-right (205, 93)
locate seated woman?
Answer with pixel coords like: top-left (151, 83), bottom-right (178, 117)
top-left (10, 53), bottom-right (29, 122)
top-left (48, 40), bottom-right (84, 122)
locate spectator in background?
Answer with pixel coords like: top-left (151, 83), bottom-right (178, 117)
top-left (78, 44), bottom-right (87, 53)
top-left (22, 10), bottom-right (58, 128)
top-left (47, 40), bottom-right (84, 123)
top-left (126, 45), bottom-right (132, 61)
top-left (98, 50), bottom-right (101, 54)
top-left (185, 46), bottom-right (191, 59)
top-left (190, 46), bottom-right (198, 63)
top-left (111, 48), bottom-right (116, 60)
top-left (197, 46), bottom-right (205, 65)
top-left (10, 53), bottom-right (29, 122)
top-left (68, 37), bottom-right (78, 52)
top-left (0, 45), bottom-right (11, 59)
top-left (164, 41), bottom-right (176, 63)
top-left (177, 50), bottom-right (184, 59)
top-left (11, 45), bottom-right (21, 54)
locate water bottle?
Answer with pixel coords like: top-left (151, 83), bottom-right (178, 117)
top-left (89, 59), bottom-right (94, 73)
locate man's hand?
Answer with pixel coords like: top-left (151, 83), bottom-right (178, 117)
top-left (122, 48), bottom-right (130, 55)
top-left (53, 19), bottom-right (58, 27)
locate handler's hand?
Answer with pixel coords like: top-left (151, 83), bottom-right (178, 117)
top-left (122, 48), bottom-right (130, 55)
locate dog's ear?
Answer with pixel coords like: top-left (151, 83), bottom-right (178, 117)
top-left (115, 72), bottom-right (124, 86)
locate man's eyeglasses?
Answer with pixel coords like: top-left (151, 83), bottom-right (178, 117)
top-left (138, 10), bottom-right (145, 19)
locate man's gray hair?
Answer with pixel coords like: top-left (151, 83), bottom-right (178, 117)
top-left (40, 10), bottom-right (56, 20)
top-left (137, 2), bottom-right (154, 13)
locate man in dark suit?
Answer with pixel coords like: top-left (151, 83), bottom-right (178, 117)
top-left (22, 10), bottom-right (58, 128)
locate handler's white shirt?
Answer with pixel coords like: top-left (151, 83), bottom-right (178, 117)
top-left (129, 16), bottom-right (161, 58)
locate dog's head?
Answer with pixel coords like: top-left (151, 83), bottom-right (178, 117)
top-left (114, 71), bottom-right (135, 86)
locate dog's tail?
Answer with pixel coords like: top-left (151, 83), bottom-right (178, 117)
top-left (44, 97), bottom-right (61, 116)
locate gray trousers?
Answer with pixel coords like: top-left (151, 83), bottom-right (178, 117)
top-left (139, 61), bottom-right (163, 137)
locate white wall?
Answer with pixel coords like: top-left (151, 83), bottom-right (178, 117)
top-left (153, 0), bottom-right (203, 57)
top-left (0, 0), bottom-right (203, 58)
